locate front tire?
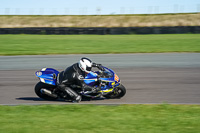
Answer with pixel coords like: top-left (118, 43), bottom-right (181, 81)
top-left (35, 82), bottom-right (58, 100)
top-left (104, 84), bottom-right (126, 99)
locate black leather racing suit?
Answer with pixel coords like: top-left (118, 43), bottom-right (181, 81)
top-left (57, 63), bottom-right (102, 101)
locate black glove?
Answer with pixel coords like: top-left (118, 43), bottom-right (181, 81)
top-left (92, 63), bottom-right (105, 71)
top-left (92, 63), bottom-right (98, 67)
top-left (98, 65), bottom-right (105, 71)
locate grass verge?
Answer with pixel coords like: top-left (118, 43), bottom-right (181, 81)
top-left (0, 34), bottom-right (200, 55)
top-left (0, 13), bottom-right (200, 28)
top-left (0, 104), bottom-right (199, 133)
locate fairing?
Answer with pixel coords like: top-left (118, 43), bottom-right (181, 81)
top-left (84, 66), bottom-right (120, 92)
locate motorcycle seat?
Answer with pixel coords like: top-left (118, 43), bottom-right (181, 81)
top-left (57, 71), bottom-right (64, 84)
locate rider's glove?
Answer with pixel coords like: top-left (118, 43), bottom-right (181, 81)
top-left (98, 65), bottom-right (105, 71)
top-left (92, 63), bottom-right (98, 67)
top-left (92, 63), bottom-right (105, 71)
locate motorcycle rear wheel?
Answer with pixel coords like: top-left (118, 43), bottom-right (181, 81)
top-left (104, 84), bottom-right (126, 99)
top-left (35, 82), bottom-right (58, 100)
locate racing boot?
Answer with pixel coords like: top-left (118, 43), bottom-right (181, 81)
top-left (65, 87), bottom-right (82, 103)
top-left (58, 84), bottom-right (81, 102)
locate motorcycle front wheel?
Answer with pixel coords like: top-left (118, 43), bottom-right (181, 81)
top-left (104, 84), bottom-right (126, 99)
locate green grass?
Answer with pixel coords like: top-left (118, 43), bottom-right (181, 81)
top-left (0, 104), bottom-right (200, 133)
top-left (0, 34), bottom-right (200, 55)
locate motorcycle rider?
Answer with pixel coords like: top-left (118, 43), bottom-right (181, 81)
top-left (57, 57), bottom-right (104, 102)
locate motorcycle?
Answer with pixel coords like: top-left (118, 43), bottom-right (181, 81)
top-left (34, 66), bottom-right (126, 102)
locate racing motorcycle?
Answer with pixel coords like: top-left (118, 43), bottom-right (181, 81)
top-left (34, 66), bottom-right (126, 102)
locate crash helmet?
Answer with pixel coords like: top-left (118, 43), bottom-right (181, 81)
top-left (78, 57), bottom-right (92, 73)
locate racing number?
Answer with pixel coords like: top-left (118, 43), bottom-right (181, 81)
top-left (115, 74), bottom-right (119, 82)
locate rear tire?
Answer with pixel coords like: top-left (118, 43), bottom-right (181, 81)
top-left (35, 82), bottom-right (58, 100)
top-left (104, 84), bottom-right (126, 99)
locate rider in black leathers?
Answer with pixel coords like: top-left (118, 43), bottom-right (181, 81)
top-left (57, 57), bottom-right (104, 102)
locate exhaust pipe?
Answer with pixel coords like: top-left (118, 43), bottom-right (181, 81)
top-left (40, 89), bottom-right (58, 98)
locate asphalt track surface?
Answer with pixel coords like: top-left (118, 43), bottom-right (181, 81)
top-left (0, 53), bottom-right (200, 105)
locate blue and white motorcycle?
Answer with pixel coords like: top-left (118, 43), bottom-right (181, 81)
top-left (35, 66), bottom-right (126, 102)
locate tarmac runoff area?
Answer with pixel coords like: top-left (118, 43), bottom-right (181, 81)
top-left (0, 53), bottom-right (200, 105)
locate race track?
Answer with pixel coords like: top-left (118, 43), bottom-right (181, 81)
top-left (0, 53), bottom-right (200, 105)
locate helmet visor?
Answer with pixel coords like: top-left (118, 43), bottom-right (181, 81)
top-left (86, 66), bottom-right (92, 72)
